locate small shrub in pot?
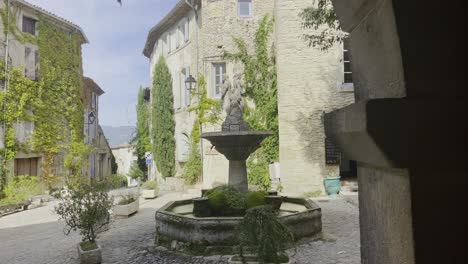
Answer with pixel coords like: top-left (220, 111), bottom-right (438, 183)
top-left (55, 182), bottom-right (113, 264)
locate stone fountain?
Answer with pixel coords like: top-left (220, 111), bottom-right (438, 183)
top-left (154, 75), bottom-right (322, 254)
top-left (201, 74), bottom-right (272, 192)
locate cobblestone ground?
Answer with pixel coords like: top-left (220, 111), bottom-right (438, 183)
top-left (0, 191), bottom-right (360, 264)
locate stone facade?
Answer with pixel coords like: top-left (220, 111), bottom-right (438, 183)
top-left (145, 0), bottom-right (354, 193)
top-left (274, 0), bottom-right (354, 195)
top-left (0, 0), bottom-right (104, 186)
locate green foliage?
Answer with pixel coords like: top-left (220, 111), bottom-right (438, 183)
top-left (117, 195), bottom-right (136, 205)
top-left (55, 183), bottom-right (113, 243)
top-left (1, 176), bottom-right (42, 204)
top-left (300, 0), bottom-right (347, 51)
top-left (110, 154), bottom-right (118, 174)
top-left (133, 86), bottom-right (151, 177)
top-left (204, 185), bottom-right (268, 216)
top-left (224, 15), bottom-right (278, 190)
top-left (238, 206), bottom-right (294, 263)
top-left (247, 151), bottom-right (271, 191)
top-left (0, 4), bottom-right (85, 192)
top-left (141, 180), bottom-right (157, 190)
top-left (182, 75), bottom-right (222, 184)
top-left (245, 190), bottom-right (267, 209)
top-left (104, 174), bottom-right (127, 190)
top-left (128, 161), bottom-right (144, 179)
top-left (151, 57), bottom-right (176, 178)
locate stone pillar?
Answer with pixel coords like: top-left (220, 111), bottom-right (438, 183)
top-left (327, 0), bottom-right (467, 263)
top-left (327, 0), bottom-right (414, 263)
top-left (228, 160), bottom-right (248, 192)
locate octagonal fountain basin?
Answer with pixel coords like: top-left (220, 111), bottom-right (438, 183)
top-left (155, 197), bottom-right (322, 254)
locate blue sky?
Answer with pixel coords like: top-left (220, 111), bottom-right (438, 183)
top-left (27, 0), bottom-right (179, 127)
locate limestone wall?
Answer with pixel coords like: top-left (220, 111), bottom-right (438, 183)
top-left (275, 0), bottom-right (354, 195)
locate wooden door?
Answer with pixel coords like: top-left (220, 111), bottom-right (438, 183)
top-left (14, 158), bottom-right (39, 176)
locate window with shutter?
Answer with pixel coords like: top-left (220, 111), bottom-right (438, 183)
top-left (22, 16), bottom-right (36, 35)
top-left (238, 0), bottom-right (252, 17)
top-left (343, 39), bottom-right (353, 84)
top-left (213, 63), bottom-right (226, 97)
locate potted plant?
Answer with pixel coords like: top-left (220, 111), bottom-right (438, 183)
top-left (141, 180), bottom-right (158, 199)
top-left (323, 174), bottom-right (341, 198)
top-left (113, 195), bottom-right (139, 217)
top-left (231, 205), bottom-right (294, 264)
top-left (55, 183), bottom-right (113, 264)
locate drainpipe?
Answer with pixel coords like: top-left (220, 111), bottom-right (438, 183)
top-left (185, 0), bottom-right (204, 186)
top-left (1, 0), bottom-right (11, 192)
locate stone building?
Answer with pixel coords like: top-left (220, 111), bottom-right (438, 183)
top-left (83, 77), bottom-right (113, 181)
top-left (0, 0), bottom-right (88, 183)
top-left (144, 0), bottom-right (355, 194)
top-left (0, 1), bottom-right (112, 188)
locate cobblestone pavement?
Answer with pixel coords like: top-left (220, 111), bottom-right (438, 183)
top-left (0, 191), bottom-right (360, 264)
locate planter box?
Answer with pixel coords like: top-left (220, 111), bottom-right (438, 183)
top-left (114, 199), bottom-right (139, 217)
top-left (142, 189), bottom-right (157, 199)
top-left (78, 242), bottom-right (101, 264)
top-left (229, 255), bottom-right (290, 264)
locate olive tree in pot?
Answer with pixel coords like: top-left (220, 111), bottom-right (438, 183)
top-left (55, 183), bottom-right (113, 264)
top-left (230, 205), bottom-right (294, 264)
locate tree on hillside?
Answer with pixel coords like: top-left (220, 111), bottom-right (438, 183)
top-left (151, 57), bottom-right (175, 178)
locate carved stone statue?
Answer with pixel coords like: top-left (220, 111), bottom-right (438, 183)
top-left (221, 74), bottom-right (250, 132)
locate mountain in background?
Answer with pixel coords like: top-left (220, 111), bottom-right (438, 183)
top-left (101, 125), bottom-right (136, 148)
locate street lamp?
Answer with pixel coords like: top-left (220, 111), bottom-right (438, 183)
top-left (87, 111), bottom-right (95, 124)
top-left (184, 74), bottom-right (197, 92)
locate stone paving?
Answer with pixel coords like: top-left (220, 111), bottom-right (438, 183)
top-left (0, 190), bottom-right (360, 264)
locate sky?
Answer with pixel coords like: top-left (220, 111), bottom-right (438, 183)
top-left (27, 0), bottom-right (179, 127)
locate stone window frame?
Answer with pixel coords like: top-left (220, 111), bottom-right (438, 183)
top-left (22, 16), bottom-right (37, 35)
top-left (238, 0), bottom-right (253, 18)
top-left (212, 62), bottom-right (226, 98)
top-left (340, 38), bottom-right (354, 92)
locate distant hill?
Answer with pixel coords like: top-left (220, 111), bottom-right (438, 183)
top-left (101, 125), bottom-right (135, 147)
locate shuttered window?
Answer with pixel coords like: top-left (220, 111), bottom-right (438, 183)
top-left (22, 16), bottom-right (36, 35)
top-left (343, 39), bottom-right (353, 84)
top-left (213, 63), bottom-right (226, 97)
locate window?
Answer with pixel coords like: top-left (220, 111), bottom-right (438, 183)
top-left (22, 16), bottom-right (36, 35)
top-left (343, 39), bottom-right (353, 84)
top-left (238, 0), bottom-right (252, 17)
top-left (184, 17), bottom-right (189, 42)
top-left (24, 47), bottom-right (38, 80)
top-left (177, 24), bottom-right (182, 48)
top-left (213, 63), bottom-right (226, 97)
top-left (177, 133), bottom-right (190, 162)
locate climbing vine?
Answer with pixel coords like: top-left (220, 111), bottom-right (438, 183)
top-left (224, 14), bottom-right (278, 189)
top-left (0, 2), bottom-right (86, 193)
top-left (182, 75), bottom-right (221, 184)
top-left (151, 57), bottom-right (176, 178)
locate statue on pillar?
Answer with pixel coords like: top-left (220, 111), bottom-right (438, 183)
top-left (221, 73), bottom-right (250, 132)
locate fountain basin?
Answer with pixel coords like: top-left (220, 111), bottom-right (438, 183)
top-left (154, 197), bottom-right (322, 253)
top-left (201, 131), bottom-right (273, 160)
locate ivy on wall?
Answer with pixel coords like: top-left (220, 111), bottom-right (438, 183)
top-left (224, 15), bottom-right (278, 190)
top-left (132, 86), bottom-right (151, 179)
top-left (182, 75), bottom-right (221, 184)
top-left (0, 2), bottom-right (87, 192)
top-left (151, 57), bottom-right (175, 179)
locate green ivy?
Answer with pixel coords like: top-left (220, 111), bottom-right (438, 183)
top-left (224, 14), bottom-right (278, 189)
top-left (151, 57), bottom-right (176, 178)
top-left (182, 75), bottom-right (221, 185)
top-left (0, 3), bottom-right (86, 192)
